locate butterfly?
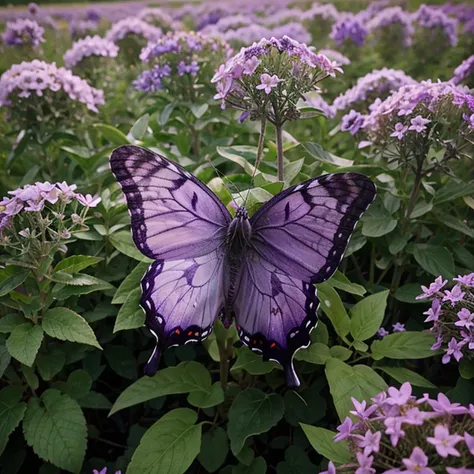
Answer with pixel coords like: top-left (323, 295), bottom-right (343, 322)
top-left (110, 145), bottom-right (376, 386)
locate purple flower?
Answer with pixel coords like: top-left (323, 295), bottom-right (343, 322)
top-left (377, 327), bottom-right (389, 337)
top-left (57, 182), bottom-right (77, 202)
top-left (105, 18), bottom-right (162, 43)
top-left (443, 284), bottom-right (466, 306)
top-left (177, 61), bottom-right (200, 76)
top-left (454, 273), bottom-right (474, 286)
top-left (392, 322), bottom-right (405, 332)
top-left (423, 299), bottom-right (442, 323)
top-left (354, 430), bottom-right (381, 455)
top-left (390, 123), bottom-right (408, 140)
top-left (465, 432), bottom-right (474, 455)
top-left (19, 228), bottom-right (31, 238)
top-left (386, 382), bottom-right (412, 406)
top-left (442, 337), bottom-right (465, 364)
top-left (330, 14), bottom-right (368, 47)
top-left (446, 469), bottom-right (474, 474)
top-left (428, 393), bottom-right (468, 415)
top-left (92, 469), bottom-right (122, 474)
top-left (384, 417), bottom-right (405, 446)
top-left (426, 425), bottom-right (463, 457)
top-left (334, 416), bottom-right (355, 442)
top-left (2, 19), bottom-right (45, 47)
top-left (417, 276), bottom-right (448, 300)
top-left (409, 115), bottom-right (431, 133)
top-left (455, 308), bottom-right (474, 328)
top-left (413, 4), bottom-right (458, 47)
top-left (350, 397), bottom-right (378, 420)
top-left (401, 407), bottom-right (434, 426)
top-left (76, 194), bottom-right (101, 208)
top-left (256, 73), bottom-right (282, 94)
top-left (341, 110), bottom-right (365, 135)
top-left (368, 7), bottom-right (414, 48)
top-left (355, 453), bottom-right (375, 474)
top-left (243, 56), bottom-right (260, 75)
top-left (451, 55), bottom-right (474, 86)
top-left (402, 447), bottom-right (434, 474)
top-left (320, 461), bottom-right (336, 474)
top-left (64, 36), bottom-right (119, 69)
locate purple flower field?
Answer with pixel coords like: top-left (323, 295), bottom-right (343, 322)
top-left (0, 1), bottom-right (473, 473)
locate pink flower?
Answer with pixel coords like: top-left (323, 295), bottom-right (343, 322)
top-left (424, 299), bottom-right (442, 322)
top-left (390, 122), bottom-right (408, 140)
top-left (386, 382), bottom-right (412, 406)
top-left (57, 182), bottom-right (77, 202)
top-left (442, 337), bottom-right (464, 364)
top-left (392, 322), bottom-right (405, 332)
top-left (384, 417), bottom-right (405, 446)
top-left (443, 284), bottom-right (465, 306)
top-left (408, 115), bottom-right (431, 133)
top-left (350, 397), bottom-right (378, 420)
top-left (355, 453), bottom-right (375, 474)
top-left (377, 327), bottom-right (389, 337)
top-left (426, 425), bottom-right (463, 457)
top-left (465, 432), bottom-right (474, 455)
top-left (334, 416), bottom-right (355, 442)
top-left (416, 276), bottom-right (447, 300)
top-left (454, 273), bottom-right (474, 286)
top-left (428, 393), bottom-right (468, 415)
top-left (455, 308), bottom-right (473, 328)
top-left (401, 407), bottom-right (429, 426)
top-left (211, 64), bottom-right (226, 83)
top-left (446, 469), bottom-right (474, 474)
top-left (354, 430), bottom-right (381, 455)
top-left (76, 193), bottom-right (101, 208)
top-left (256, 73), bottom-right (282, 94)
top-left (402, 447), bottom-right (434, 474)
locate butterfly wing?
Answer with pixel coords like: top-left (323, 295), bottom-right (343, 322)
top-left (110, 145), bottom-right (231, 374)
top-left (249, 173), bottom-right (376, 283)
top-left (141, 248), bottom-right (226, 375)
top-left (110, 145), bottom-right (232, 261)
top-left (233, 172), bottom-right (376, 386)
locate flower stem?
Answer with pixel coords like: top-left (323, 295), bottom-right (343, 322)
top-left (255, 118), bottom-right (267, 171)
top-left (275, 123), bottom-right (284, 181)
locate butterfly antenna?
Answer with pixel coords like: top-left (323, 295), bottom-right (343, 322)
top-left (205, 156), bottom-right (245, 204)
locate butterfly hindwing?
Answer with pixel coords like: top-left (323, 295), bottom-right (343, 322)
top-left (110, 145), bottom-right (231, 261)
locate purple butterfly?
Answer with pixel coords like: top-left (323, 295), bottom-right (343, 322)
top-left (110, 145), bottom-right (376, 386)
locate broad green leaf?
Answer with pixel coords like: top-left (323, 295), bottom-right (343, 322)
top-left (350, 290), bottom-right (389, 341)
top-left (371, 331), bottom-right (436, 360)
top-left (36, 350), bottom-right (66, 381)
top-left (362, 206), bottom-right (397, 238)
top-left (128, 113), bottom-right (150, 140)
top-left (284, 386), bottom-right (326, 427)
top-left (54, 276), bottom-right (114, 299)
top-left (23, 390), bottom-right (86, 473)
top-left (411, 245), bottom-right (454, 279)
top-left (7, 323), bottom-right (43, 366)
top-left (325, 359), bottom-right (387, 420)
top-left (112, 262), bottom-right (149, 304)
top-left (233, 457), bottom-right (267, 474)
top-left (0, 313), bottom-right (28, 333)
top-left (459, 359), bottom-right (474, 380)
top-left (227, 388), bottom-right (284, 455)
top-left (128, 408), bottom-right (201, 474)
top-left (231, 347), bottom-right (279, 375)
top-left (0, 386), bottom-right (27, 455)
top-left (329, 345), bottom-right (352, 361)
top-left (394, 284), bottom-right (427, 304)
top-left (434, 182), bottom-right (474, 204)
top-left (113, 288), bottom-right (145, 332)
top-left (283, 159), bottom-right (304, 185)
top-left (311, 321), bottom-right (329, 344)
top-left (316, 283), bottom-right (350, 339)
top-left (207, 177), bottom-right (233, 206)
top-left (300, 424), bottom-right (352, 464)
top-left (378, 367), bottom-right (436, 388)
top-left (452, 246), bottom-right (474, 270)
top-left (93, 123), bottom-right (129, 145)
top-left (217, 146), bottom-right (258, 176)
top-left (77, 391), bottom-right (112, 410)
top-left (65, 370), bottom-right (92, 400)
top-left (0, 269), bottom-right (30, 297)
top-left (410, 200), bottom-right (433, 219)
top-left (53, 256), bottom-right (103, 275)
top-left (42, 308), bottom-right (101, 349)
top-left (110, 361), bottom-right (220, 415)
top-left (327, 271), bottom-right (366, 297)
top-left (383, 194), bottom-right (400, 214)
top-left (301, 142), bottom-right (353, 167)
top-left (276, 446), bottom-right (317, 474)
top-left (190, 103), bottom-right (209, 119)
top-left (434, 212), bottom-right (474, 238)
top-left (387, 232), bottom-right (409, 255)
top-left (109, 231), bottom-right (152, 262)
top-left (0, 343), bottom-right (10, 378)
top-left (198, 427), bottom-right (229, 473)
top-left (295, 343), bottom-right (330, 365)
top-left (158, 103), bottom-right (176, 127)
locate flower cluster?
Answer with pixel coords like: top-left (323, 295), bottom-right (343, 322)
top-left (0, 182), bottom-right (100, 263)
top-left (0, 60), bottom-right (104, 129)
top-left (368, 7), bottom-right (414, 50)
top-left (330, 14), bottom-right (368, 48)
top-left (417, 274), bottom-right (474, 365)
top-left (261, 8), bottom-right (304, 27)
top-left (326, 383), bottom-right (474, 474)
top-left (64, 36), bottom-right (119, 69)
top-left (451, 55), bottom-right (474, 88)
top-left (413, 4), bottom-right (458, 48)
top-left (136, 8), bottom-right (179, 32)
top-left (302, 4), bottom-right (339, 41)
top-left (200, 14), bottom-right (255, 34)
top-left (2, 19), bottom-right (45, 47)
top-left (105, 17), bottom-right (162, 44)
top-left (135, 31), bottom-right (231, 102)
top-left (212, 36), bottom-right (341, 125)
top-left (68, 19), bottom-right (99, 40)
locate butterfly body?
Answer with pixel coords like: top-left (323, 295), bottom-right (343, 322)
top-left (110, 145), bottom-right (376, 386)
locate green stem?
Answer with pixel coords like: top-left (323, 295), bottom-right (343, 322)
top-left (275, 123), bottom-right (284, 182)
top-left (255, 118), bottom-right (267, 171)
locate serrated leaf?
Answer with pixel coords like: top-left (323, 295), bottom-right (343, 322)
top-left (113, 288), bottom-right (145, 333)
top-left (350, 290), bottom-right (389, 342)
top-left (23, 389), bottom-right (87, 473)
top-left (227, 388), bottom-right (284, 455)
top-left (300, 425), bottom-right (351, 464)
top-left (371, 331), bottom-right (436, 360)
top-left (0, 269), bottom-right (30, 297)
top-left (0, 313), bottom-right (28, 333)
top-left (378, 367), bottom-right (436, 388)
top-left (198, 426), bottom-right (229, 473)
top-left (0, 386), bottom-right (27, 455)
top-left (42, 308), bottom-right (101, 349)
top-left (7, 323), bottom-right (43, 366)
top-left (112, 262), bottom-right (150, 304)
top-left (53, 256), bottom-right (103, 275)
top-left (127, 408), bottom-right (201, 474)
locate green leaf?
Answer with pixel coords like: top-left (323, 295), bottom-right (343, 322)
top-left (325, 359), bottom-right (387, 421)
top-left (42, 308), bottom-right (101, 349)
top-left (394, 284), bottom-right (427, 304)
top-left (453, 246), bottom-right (474, 270)
top-left (383, 194), bottom-right (400, 214)
top-left (301, 142), bottom-right (353, 167)
top-left (198, 427), bottom-right (229, 473)
top-left (231, 347), bottom-right (279, 375)
top-left (434, 182), bottom-right (474, 204)
top-left (65, 370), bottom-right (92, 400)
top-left (388, 232), bottom-right (409, 255)
top-left (316, 283), bottom-right (350, 339)
top-left (23, 390), bottom-right (86, 473)
top-left (362, 206), bottom-right (397, 238)
top-left (217, 146), bottom-right (271, 179)
top-left (0, 269), bottom-right (30, 297)
top-left (77, 391), bottom-right (112, 410)
top-left (329, 346), bottom-right (352, 361)
top-left (190, 103), bottom-right (209, 119)
top-left (112, 262), bottom-right (149, 304)
top-left (294, 342), bottom-right (330, 365)
top-left (104, 345), bottom-right (137, 380)
top-left (434, 212), bottom-right (474, 238)
top-left (300, 424), bottom-right (352, 464)
top-left (276, 446), bottom-right (317, 474)
top-left (227, 388), bottom-right (284, 455)
top-left (109, 231), bottom-right (152, 262)
top-left (378, 367), bottom-right (436, 388)
top-left (54, 276), bottom-right (114, 299)
top-left (53, 256), bottom-right (103, 275)
top-left (0, 343), bottom-right (10, 378)
top-left (207, 177), bottom-right (233, 206)
top-left (7, 323), bottom-right (43, 366)
top-left (233, 457), bottom-right (267, 474)
top-left (93, 123), bottom-right (130, 145)
top-left (128, 408), bottom-right (201, 474)
top-left (350, 290), bottom-right (389, 342)
top-left (158, 103), bottom-right (176, 127)
top-left (283, 159), bottom-right (304, 185)
top-left (411, 245), bottom-right (455, 279)
top-left (0, 313), bottom-right (28, 333)
top-left (327, 271), bottom-right (366, 297)
top-left (36, 350), bottom-right (66, 381)
top-left (459, 359), bottom-right (474, 380)
top-left (353, 341), bottom-right (368, 352)
top-left (110, 361), bottom-right (221, 415)
top-left (371, 331), bottom-right (436, 360)
top-left (311, 321), bottom-right (329, 344)
top-left (0, 386), bottom-right (27, 456)
top-left (113, 288), bottom-right (145, 332)
top-left (128, 113), bottom-right (150, 140)
top-left (410, 200), bottom-right (433, 219)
